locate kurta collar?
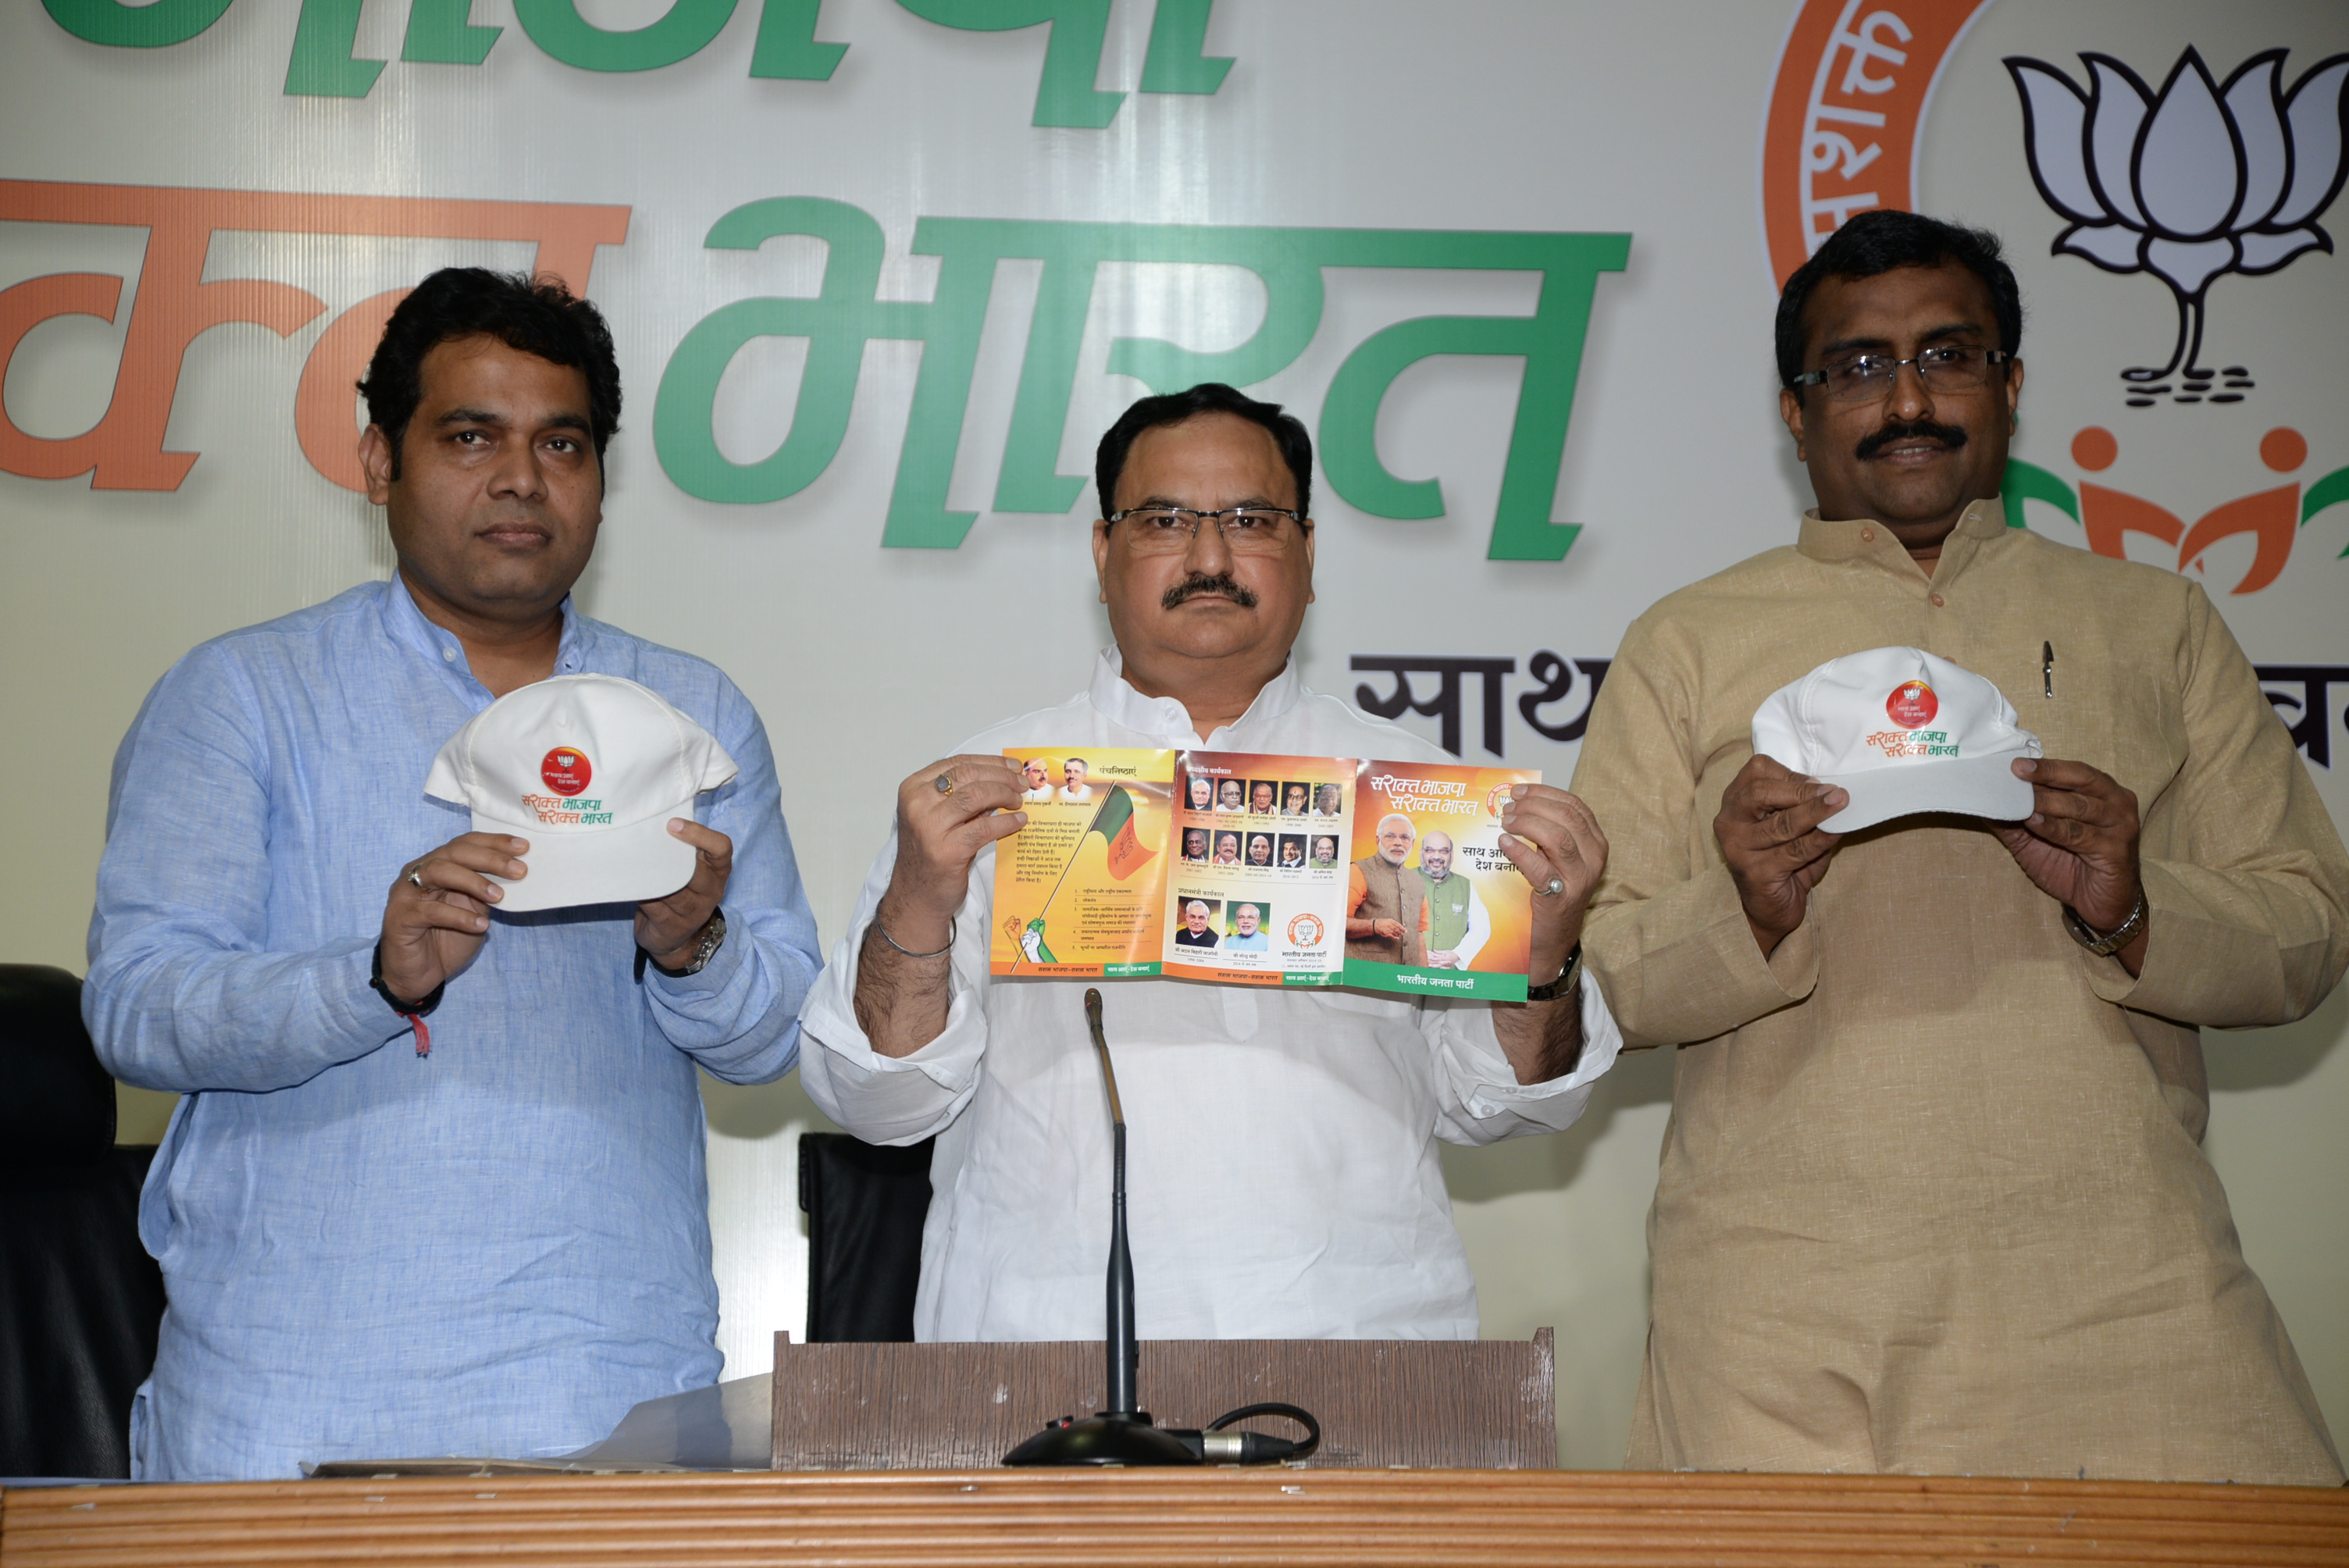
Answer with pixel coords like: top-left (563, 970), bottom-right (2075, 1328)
top-left (1089, 646), bottom-right (1303, 747)
top-left (1796, 497), bottom-right (2009, 590)
top-left (380, 571), bottom-right (590, 702)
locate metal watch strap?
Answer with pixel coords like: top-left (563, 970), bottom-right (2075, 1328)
top-left (2064, 891), bottom-right (2147, 958)
top-left (1523, 944), bottom-right (1583, 1003)
top-left (652, 907), bottom-right (727, 978)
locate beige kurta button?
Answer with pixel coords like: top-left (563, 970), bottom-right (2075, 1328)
top-left (1860, 527), bottom-right (1875, 541)
top-left (1930, 592), bottom-right (1946, 607)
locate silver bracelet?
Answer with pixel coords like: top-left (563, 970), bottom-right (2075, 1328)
top-left (873, 916), bottom-right (955, 960)
top-left (2063, 890), bottom-right (2148, 958)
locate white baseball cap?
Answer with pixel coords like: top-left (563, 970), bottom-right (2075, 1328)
top-left (1751, 647), bottom-right (2042, 833)
top-left (424, 675), bottom-right (738, 912)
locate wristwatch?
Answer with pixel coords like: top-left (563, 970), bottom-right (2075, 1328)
top-left (369, 940), bottom-right (445, 1017)
top-left (2064, 892), bottom-right (2147, 959)
top-left (1523, 944), bottom-right (1582, 1003)
top-left (651, 907), bottom-right (727, 977)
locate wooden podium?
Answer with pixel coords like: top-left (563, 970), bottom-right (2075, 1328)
top-left (769, 1330), bottom-right (1559, 1470)
top-left (12, 1331), bottom-right (2344, 1563)
top-left (9, 1469), bottom-right (2344, 1565)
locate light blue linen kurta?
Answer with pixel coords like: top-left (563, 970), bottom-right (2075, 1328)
top-left (84, 576), bottom-right (820, 1481)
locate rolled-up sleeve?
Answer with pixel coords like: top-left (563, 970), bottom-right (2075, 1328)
top-left (1427, 977), bottom-right (1624, 1145)
top-left (644, 686), bottom-right (822, 1085)
top-left (84, 650), bottom-right (410, 1094)
top-left (797, 830), bottom-right (993, 1145)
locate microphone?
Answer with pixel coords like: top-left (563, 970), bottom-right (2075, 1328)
top-left (1091, 987), bottom-right (1141, 1423)
top-left (1001, 989), bottom-right (1321, 1468)
top-left (1003, 989), bottom-right (1196, 1466)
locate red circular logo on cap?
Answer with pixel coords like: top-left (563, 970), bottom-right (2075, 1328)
top-left (541, 748), bottom-right (592, 796)
top-left (1886, 681), bottom-right (1938, 730)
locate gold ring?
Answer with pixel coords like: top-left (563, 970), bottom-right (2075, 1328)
top-left (407, 868), bottom-right (426, 890)
top-left (933, 772), bottom-right (954, 795)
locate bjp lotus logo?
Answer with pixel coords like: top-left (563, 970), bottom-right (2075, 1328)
top-left (2005, 48), bottom-right (2349, 402)
top-left (2005, 434), bottom-right (2349, 594)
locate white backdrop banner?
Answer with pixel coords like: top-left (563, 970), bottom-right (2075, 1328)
top-left (5, 0), bottom-right (2345, 1460)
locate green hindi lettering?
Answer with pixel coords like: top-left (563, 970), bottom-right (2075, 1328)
top-left (654, 199), bottom-right (1629, 560)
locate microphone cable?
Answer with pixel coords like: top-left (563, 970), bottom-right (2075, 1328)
top-left (1164, 1402), bottom-right (1322, 1464)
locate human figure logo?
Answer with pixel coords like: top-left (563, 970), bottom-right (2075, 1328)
top-left (2001, 425), bottom-right (2349, 597)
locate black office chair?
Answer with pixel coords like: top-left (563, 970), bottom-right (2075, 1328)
top-left (797, 1133), bottom-right (932, 1342)
top-left (0, 965), bottom-right (166, 1479)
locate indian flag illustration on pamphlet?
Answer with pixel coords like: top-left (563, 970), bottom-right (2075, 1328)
top-left (990, 746), bottom-right (1542, 999)
top-left (989, 750), bottom-right (1173, 977)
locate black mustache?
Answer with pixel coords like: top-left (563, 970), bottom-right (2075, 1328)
top-left (1856, 419), bottom-right (1969, 461)
top-left (1162, 572), bottom-right (1260, 611)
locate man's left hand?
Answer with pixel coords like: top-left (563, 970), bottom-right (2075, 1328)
top-left (1498, 784), bottom-right (1609, 982)
top-left (1992, 757), bottom-right (2145, 971)
top-left (637, 819), bottom-right (733, 970)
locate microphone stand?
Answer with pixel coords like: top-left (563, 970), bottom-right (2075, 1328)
top-left (1002, 989), bottom-right (1196, 1466)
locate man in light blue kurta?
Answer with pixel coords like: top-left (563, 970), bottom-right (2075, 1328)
top-left (82, 269), bottom-right (822, 1481)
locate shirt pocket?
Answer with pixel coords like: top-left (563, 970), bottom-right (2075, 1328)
top-left (2026, 647), bottom-right (2186, 808)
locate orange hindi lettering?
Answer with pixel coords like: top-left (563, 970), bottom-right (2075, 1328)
top-left (0, 181), bottom-right (629, 491)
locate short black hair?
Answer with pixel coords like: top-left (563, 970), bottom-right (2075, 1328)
top-left (1094, 382), bottom-right (1313, 519)
top-left (359, 267), bottom-right (622, 471)
top-left (1775, 210), bottom-right (2023, 391)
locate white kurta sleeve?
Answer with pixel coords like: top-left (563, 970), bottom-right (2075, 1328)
top-left (1449, 880), bottom-right (1492, 968)
top-left (1424, 971), bottom-right (1624, 1145)
top-left (796, 830), bottom-right (997, 1146)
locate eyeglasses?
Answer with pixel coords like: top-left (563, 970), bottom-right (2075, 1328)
top-left (1106, 507), bottom-right (1310, 553)
top-left (1791, 345), bottom-right (2013, 403)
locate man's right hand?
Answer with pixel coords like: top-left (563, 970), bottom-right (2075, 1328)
top-left (1713, 755), bottom-right (1847, 958)
top-left (857, 756), bottom-right (1025, 1059)
top-left (875, 755), bottom-right (1026, 953)
top-left (379, 832), bottom-right (526, 1005)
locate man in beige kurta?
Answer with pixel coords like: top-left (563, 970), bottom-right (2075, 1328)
top-left (1573, 211), bottom-right (2347, 1484)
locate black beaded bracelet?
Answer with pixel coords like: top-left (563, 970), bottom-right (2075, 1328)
top-left (369, 941), bottom-right (445, 1017)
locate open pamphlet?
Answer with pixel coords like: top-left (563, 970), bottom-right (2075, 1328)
top-left (990, 748), bottom-right (1543, 1000)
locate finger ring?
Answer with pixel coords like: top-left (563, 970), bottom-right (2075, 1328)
top-left (406, 868), bottom-right (426, 890)
top-left (1536, 876), bottom-right (1566, 897)
top-left (933, 772), bottom-right (954, 796)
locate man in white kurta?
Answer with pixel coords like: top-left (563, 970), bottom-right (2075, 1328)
top-left (798, 384), bottom-right (1621, 1342)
